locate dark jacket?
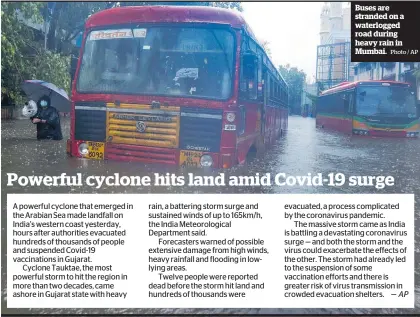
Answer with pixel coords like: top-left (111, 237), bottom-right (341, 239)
top-left (31, 96), bottom-right (63, 140)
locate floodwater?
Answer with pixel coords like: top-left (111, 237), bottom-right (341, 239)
top-left (1, 116), bottom-right (420, 314)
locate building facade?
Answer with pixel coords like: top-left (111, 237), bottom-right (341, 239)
top-left (316, 2), bottom-right (353, 94)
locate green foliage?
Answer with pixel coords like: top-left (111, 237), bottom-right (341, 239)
top-left (32, 53), bottom-right (71, 94)
top-left (1, 2), bottom-right (70, 105)
top-left (279, 64), bottom-right (306, 113)
top-left (305, 92), bottom-right (318, 103)
top-left (46, 2), bottom-right (111, 52)
top-left (260, 40), bottom-right (272, 58)
top-left (414, 68), bottom-right (420, 80)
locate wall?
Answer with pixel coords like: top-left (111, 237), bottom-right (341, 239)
top-left (355, 63), bottom-right (388, 81)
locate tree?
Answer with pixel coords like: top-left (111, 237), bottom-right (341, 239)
top-left (46, 2), bottom-right (112, 52)
top-left (414, 67), bottom-right (420, 80)
top-left (279, 64), bottom-right (307, 114)
top-left (1, 2), bottom-right (70, 105)
top-left (259, 39), bottom-right (272, 59)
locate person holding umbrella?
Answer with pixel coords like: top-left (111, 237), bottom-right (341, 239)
top-left (21, 80), bottom-right (71, 140)
top-left (30, 95), bottom-right (63, 140)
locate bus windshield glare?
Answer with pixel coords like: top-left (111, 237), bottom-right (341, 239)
top-left (76, 26), bottom-right (235, 100)
top-left (356, 85), bottom-right (417, 117)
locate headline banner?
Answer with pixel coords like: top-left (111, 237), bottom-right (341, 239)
top-left (6, 173), bottom-right (396, 189)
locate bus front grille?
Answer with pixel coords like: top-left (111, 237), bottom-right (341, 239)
top-left (75, 103), bottom-right (107, 142)
top-left (179, 108), bottom-right (223, 153)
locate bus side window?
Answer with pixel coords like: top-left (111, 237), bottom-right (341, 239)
top-left (329, 95), bottom-right (334, 113)
top-left (239, 37), bottom-right (258, 101)
top-left (321, 95), bottom-right (329, 113)
top-left (343, 93), bottom-right (349, 113)
top-left (336, 93), bottom-right (344, 113)
top-left (348, 93), bottom-right (354, 114)
top-left (244, 54), bottom-right (258, 100)
top-left (270, 77), bottom-right (274, 100)
top-left (257, 53), bottom-right (263, 101)
top-left (238, 105), bottom-right (246, 135)
top-left (321, 96), bottom-right (326, 113)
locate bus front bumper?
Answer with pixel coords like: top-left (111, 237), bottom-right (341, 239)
top-left (352, 130), bottom-right (419, 138)
top-left (67, 139), bottom-right (235, 168)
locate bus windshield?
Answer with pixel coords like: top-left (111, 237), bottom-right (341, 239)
top-left (356, 85), bottom-right (417, 118)
top-left (76, 26), bottom-right (235, 100)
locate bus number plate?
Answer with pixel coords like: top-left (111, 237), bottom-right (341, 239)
top-left (180, 151), bottom-right (202, 167)
top-left (87, 141), bottom-right (105, 160)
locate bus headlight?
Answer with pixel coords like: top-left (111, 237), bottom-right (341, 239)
top-left (406, 132), bottom-right (419, 138)
top-left (200, 155), bottom-right (213, 167)
top-left (226, 112), bottom-right (235, 122)
top-left (78, 142), bottom-right (89, 155)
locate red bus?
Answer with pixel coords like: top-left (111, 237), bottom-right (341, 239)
top-left (316, 80), bottom-right (419, 138)
top-left (67, 6), bottom-right (289, 168)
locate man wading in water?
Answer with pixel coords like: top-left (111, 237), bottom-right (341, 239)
top-left (30, 95), bottom-right (63, 140)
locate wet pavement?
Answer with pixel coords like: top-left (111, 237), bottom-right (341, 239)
top-left (2, 115), bottom-right (420, 314)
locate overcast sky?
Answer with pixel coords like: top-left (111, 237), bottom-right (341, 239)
top-left (241, 2), bottom-right (325, 82)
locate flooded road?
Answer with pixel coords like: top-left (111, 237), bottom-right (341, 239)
top-left (2, 116), bottom-right (420, 314)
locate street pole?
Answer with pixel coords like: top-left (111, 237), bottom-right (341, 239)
top-left (44, 20), bottom-right (47, 50)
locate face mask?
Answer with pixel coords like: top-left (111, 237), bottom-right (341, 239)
top-left (40, 100), bottom-right (48, 107)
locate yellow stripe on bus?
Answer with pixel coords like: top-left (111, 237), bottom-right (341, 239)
top-left (108, 124), bottom-right (177, 135)
top-left (353, 120), bottom-right (420, 132)
top-left (109, 136), bottom-right (176, 148)
top-left (108, 130), bottom-right (177, 141)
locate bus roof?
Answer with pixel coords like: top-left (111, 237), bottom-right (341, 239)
top-left (320, 80), bottom-right (411, 95)
top-left (86, 5), bottom-right (248, 30)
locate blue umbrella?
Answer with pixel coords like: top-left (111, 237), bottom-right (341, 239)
top-left (21, 80), bottom-right (71, 113)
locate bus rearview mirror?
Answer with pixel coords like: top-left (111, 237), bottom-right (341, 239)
top-left (243, 53), bottom-right (257, 79)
